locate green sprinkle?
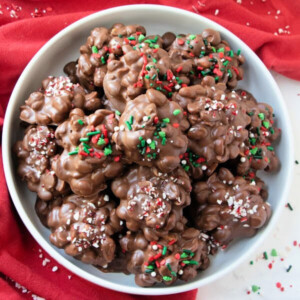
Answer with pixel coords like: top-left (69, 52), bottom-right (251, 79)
top-left (138, 34), bottom-right (145, 42)
top-left (228, 69), bottom-right (233, 78)
top-left (263, 121), bottom-right (270, 129)
top-left (127, 36), bottom-right (135, 40)
top-left (92, 46), bottom-right (98, 53)
top-left (162, 246), bottom-right (167, 256)
top-left (287, 203), bottom-right (293, 211)
top-left (247, 111), bottom-right (254, 116)
top-left (82, 142), bottom-right (91, 149)
top-left (132, 46), bottom-right (136, 50)
top-left (223, 60), bottom-right (229, 66)
top-left (80, 137), bottom-right (89, 142)
top-left (189, 34), bottom-right (196, 40)
top-left (163, 276), bottom-right (172, 281)
top-left (166, 263), bottom-right (172, 271)
top-left (217, 47), bottom-right (225, 53)
top-left (180, 253), bottom-right (189, 259)
top-left (100, 56), bottom-right (106, 64)
top-left (183, 165), bottom-right (190, 171)
top-left (87, 130), bottom-right (101, 136)
top-left (250, 138), bottom-right (256, 145)
top-left (237, 49), bottom-right (241, 56)
top-left (287, 265), bottom-right (292, 272)
top-left (104, 147), bottom-right (112, 156)
top-left (83, 147), bottom-right (90, 154)
top-left (271, 249), bottom-right (278, 257)
top-left (77, 119), bottom-right (84, 125)
top-left (162, 137), bottom-right (166, 145)
top-left (263, 251), bottom-right (268, 260)
top-left (129, 115), bottom-right (134, 125)
top-left (171, 271), bottom-right (177, 277)
top-left (182, 260), bottom-right (198, 265)
top-left (97, 138), bottom-right (105, 145)
top-left (152, 58), bottom-right (157, 63)
top-left (125, 121), bottom-right (132, 130)
top-left (118, 34), bottom-right (123, 38)
top-left (146, 265), bottom-right (154, 270)
top-left (250, 147), bottom-right (258, 155)
top-left (145, 74), bottom-right (150, 79)
top-left (173, 109), bottom-right (181, 116)
top-left (115, 110), bottom-right (121, 116)
top-left (68, 150), bottom-right (78, 155)
top-left (257, 127), bottom-right (261, 136)
top-left (158, 131), bottom-right (166, 138)
top-left (295, 160), bottom-right (299, 165)
top-left (267, 146), bottom-right (274, 151)
top-left (145, 269), bottom-right (152, 273)
top-left (163, 118), bottom-right (170, 123)
top-left (258, 113), bottom-right (265, 120)
top-left (269, 127), bottom-right (275, 134)
top-left (149, 141), bottom-right (156, 150)
top-left (252, 285), bottom-right (260, 293)
top-left (183, 249), bottom-right (192, 254)
top-left (229, 50), bottom-right (234, 57)
top-left (211, 46), bottom-right (216, 53)
top-left (151, 74), bottom-right (157, 80)
top-left (250, 261), bottom-right (254, 265)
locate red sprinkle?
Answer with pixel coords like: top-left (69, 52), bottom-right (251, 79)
top-left (79, 151), bottom-right (88, 157)
top-left (178, 39), bottom-right (185, 46)
top-left (175, 253), bottom-right (180, 259)
top-left (176, 66), bottom-right (183, 73)
top-left (173, 123), bottom-right (180, 128)
top-left (293, 240), bottom-right (298, 246)
top-left (268, 263), bottom-right (273, 269)
top-left (276, 282), bottom-right (282, 288)
top-left (154, 253), bottom-right (162, 260)
top-left (168, 239), bottom-right (176, 245)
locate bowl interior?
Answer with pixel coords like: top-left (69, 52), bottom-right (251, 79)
top-left (2, 5), bottom-right (293, 296)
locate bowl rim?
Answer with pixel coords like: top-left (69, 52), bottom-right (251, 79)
top-left (2, 4), bottom-right (294, 296)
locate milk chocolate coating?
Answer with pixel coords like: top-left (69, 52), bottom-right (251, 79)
top-left (116, 227), bottom-right (211, 287)
top-left (176, 84), bottom-right (251, 175)
top-left (111, 165), bottom-right (191, 241)
top-left (191, 168), bottom-right (271, 245)
top-left (52, 108), bottom-right (123, 196)
top-left (104, 47), bottom-right (174, 113)
top-left (20, 76), bottom-right (101, 125)
top-left (169, 29), bottom-right (244, 89)
top-left (229, 90), bottom-right (281, 174)
top-left (35, 192), bottom-right (123, 266)
top-left (113, 89), bottom-right (189, 173)
top-left (13, 125), bottom-right (69, 201)
top-left (77, 24), bottom-right (146, 91)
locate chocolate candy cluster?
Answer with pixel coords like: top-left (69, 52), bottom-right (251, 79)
top-left (14, 24), bottom-right (280, 287)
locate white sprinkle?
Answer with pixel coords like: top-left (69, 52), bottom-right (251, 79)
top-left (68, 275), bottom-right (72, 280)
top-left (217, 200), bottom-right (223, 205)
top-left (152, 245), bottom-right (158, 250)
top-left (120, 220), bottom-right (123, 226)
top-left (240, 157), bottom-right (246, 163)
top-left (202, 165), bottom-right (207, 171)
top-left (147, 139), bottom-right (152, 144)
top-left (276, 10), bottom-right (281, 14)
top-left (250, 181), bottom-right (256, 186)
top-left (151, 271), bottom-right (156, 277)
top-left (178, 269), bottom-right (184, 275)
top-left (215, 9), bottom-right (219, 16)
top-left (120, 125), bottom-right (125, 131)
top-left (42, 258), bottom-right (50, 266)
top-left (246, 22), bottom-right (250, 26)
top-left (52, 266), bottom-right (58, 272)
top-left (104, 195), bottom-right (109, 202)
top-left (181, 160), bottom-right (187, 165)
top-left (102, 264), bottom-right (108, 269)
top-left (143, 116), bottom-right (149, 122)
top-left (114, 126), bottom-right (120, 132)
top-left (39, 254), bottom-right (43, 258)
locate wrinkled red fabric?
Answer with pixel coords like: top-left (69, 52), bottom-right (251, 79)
top-left (0, 0), bottom-right (299, 299)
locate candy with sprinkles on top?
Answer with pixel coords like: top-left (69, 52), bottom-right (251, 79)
top-left (52, 108), bottom-right (124, 196)
top-left (229, 89), bottom-right (281, 174)
top-left (111, 165), bottom-right (191, 241)
top-left (178, 84), bottom-right (251, 172)
top-left (104, 44), bottom-right (179, 113)
top-left (13, 125), bottom-right (69, 201)
top-left (35, 191), bottom-right (123, 267)
top-left (115, 227), bottom-right (211, 287)
top-left (20, 76), bottom-right (101, 125)
top-left (190, 168), bottom-right (271, 246)
top-left (113, 89), bottom-right (189, 173)
top-left (77, 23), bottom-right (146, 91)
top-left (169, 29), bottom-right (245, 89)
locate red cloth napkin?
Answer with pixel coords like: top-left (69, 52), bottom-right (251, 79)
top-left (0, 0), bottom-right (299, 299)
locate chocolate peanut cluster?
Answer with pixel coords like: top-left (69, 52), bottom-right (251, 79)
top-left (20, 76), bottom-right (101, 125)
top-left (14, 24), bottom-right (280, 287)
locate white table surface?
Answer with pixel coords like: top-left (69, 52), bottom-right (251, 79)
top-left (197, 72), bottom-right (300, 300)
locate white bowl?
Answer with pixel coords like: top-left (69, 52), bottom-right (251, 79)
top-left (2, 4), bottom-right (294, 296)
